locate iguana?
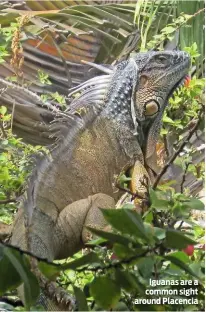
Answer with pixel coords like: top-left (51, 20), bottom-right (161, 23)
top-left (1, 50), bottom-right (190, 309)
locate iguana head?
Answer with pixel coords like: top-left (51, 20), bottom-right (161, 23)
top-left (67, 50), bottom-right (190, 175)
top-left (133, 50), bottom-right (190, 122)
top-left (133, 50), bottom-right (190, 174)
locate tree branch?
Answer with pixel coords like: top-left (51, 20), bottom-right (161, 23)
top-left (180, 161), bottom-right (191, 193)
top-left (0, 240), bottom-right (57, 265)
top-left (0, 198), bottom-right (17, 204)
top-left (153, 119), bottom-right (200, 189)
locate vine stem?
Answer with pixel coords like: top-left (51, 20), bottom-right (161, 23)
top-left (152, 7), bottom-right (205, 50)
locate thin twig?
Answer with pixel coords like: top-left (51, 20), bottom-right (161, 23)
top-left (163, 133), bottom-right (170, 157)
top-left (10, 100), bottom-right (16, 132)
top-left (0, 121), bottom-right (7, 139)
top-left (75, 248), bottom-right (150, 273)
top-left (0, 198), bottom-right (17, 204)
top-left (180, 162), bottom-right (191, 193)
top-left (0, 240), bottom-right (57, 265)
top-left (177, 220), bottom-right (184, 230)
top-left (50, 35), bottom-right (72, 88)
top-left (0, 240), bottom-right (150, 274)
top-left (153, 8), bottom-right (205, 50)
top-left (153, 119), bottom-right (200, 189)
top-left (116, 185), bottom-right (145, 200)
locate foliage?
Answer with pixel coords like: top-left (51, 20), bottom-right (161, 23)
top-left (161, 43), bottom-right (204, 139)
top-left (0, 106), bottom-right (48, 223)
top-left (37, 70), bottom-right (52, 86)
top-left (177, 0), bottom-right (205, 76)
top-left (0, 2), bottom-right (139, 65)
top-left (0, 1), bottom-right (205, 311)
top-left (0, 191), bottom-right (205, 310)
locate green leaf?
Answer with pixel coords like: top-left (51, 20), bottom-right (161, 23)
top-left (0, 106), bottom-right (7, 115)
top-left (165, 229), bottom-right (197, 249)
top-left (73, 286), bottom-right (88, 311)
top-left (90, 276), bottom-right (121, 309)
top-left (101, 209), bottom-right (150, 242)
top-left (3, 247), bottom-right (39, 309)
top-left (144, 210), bottom-right (153, 223)
top-left (0, 246), bottom-right (4, 260)
top-left (23, 270), bottom-right (40, 309)
top-left (160, 128), bottom-right (168, 135)
top-left (86, 237), bottom-right (107, 246)
top-left (0, 247), bottom-right (22, 295)
top-left (115, 269), bottom-right (145, 294)
top-left (38, 261), bottom-right (61, 280)
top-left (114, 302), bottom-right (130, 311)
top-left (189, 262), bottom-right (205, 280)
top-left (149, 188), bottom-right (169, 210)
top-left (164, 255), bottom-right (201, 281)
top-left (182, 198), bottom-right (204, 211)
top-left (152, 226), bottom-right (166, 240)
top-left (61, 252), bottom-right (101, 270)
top-left (162, 26), bottom-right (176, 34)
top-left (168, 251), bottom-right (190, 263)
top-left (113, 244), bottom-right (136, 259)
top-left (86, 227), bottom-right (135, 246)
top-left (163, 115), bottom-right (175, 124)
top-left (118, 173), bottom-right (131, 185)
top-left (136, 256), bottom-right (155, 278)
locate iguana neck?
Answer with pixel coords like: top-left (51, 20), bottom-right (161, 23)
top-left (101, 60), bottom-right (135, 127)
top-left (67, 59), bottom-right (135, 127)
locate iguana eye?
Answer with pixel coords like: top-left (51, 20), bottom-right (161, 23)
top-left (145, 100), bottom-right (159, 116)
top-left (155, 55), bottom-right (168, 64)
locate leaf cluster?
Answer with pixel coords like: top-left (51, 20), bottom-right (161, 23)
top-left (0, 186), bottom-right (204, 310)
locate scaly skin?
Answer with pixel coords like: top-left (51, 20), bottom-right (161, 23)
top-left (5, 51), bottom-right (190, 309)
top-left (11, 119), bottom-right (134, 260)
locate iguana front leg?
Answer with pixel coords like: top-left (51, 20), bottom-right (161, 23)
top-left (54, 193), bottom-right (115, 259)
top-left (130, 160), bottom-right (150, 197)
top-left (129, 160), bottom-right (150, 212)
top-left (116, 160), bottom-right (150, 213)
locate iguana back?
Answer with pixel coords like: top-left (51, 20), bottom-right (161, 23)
top-left (11, 109), bottom-right (141, 260)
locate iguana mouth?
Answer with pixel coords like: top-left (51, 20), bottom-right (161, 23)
top-left (168, 74), bottom-right (190, 99)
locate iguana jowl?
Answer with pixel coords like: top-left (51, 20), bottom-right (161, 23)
top-left (9, 50), bottom-right (190, 307)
